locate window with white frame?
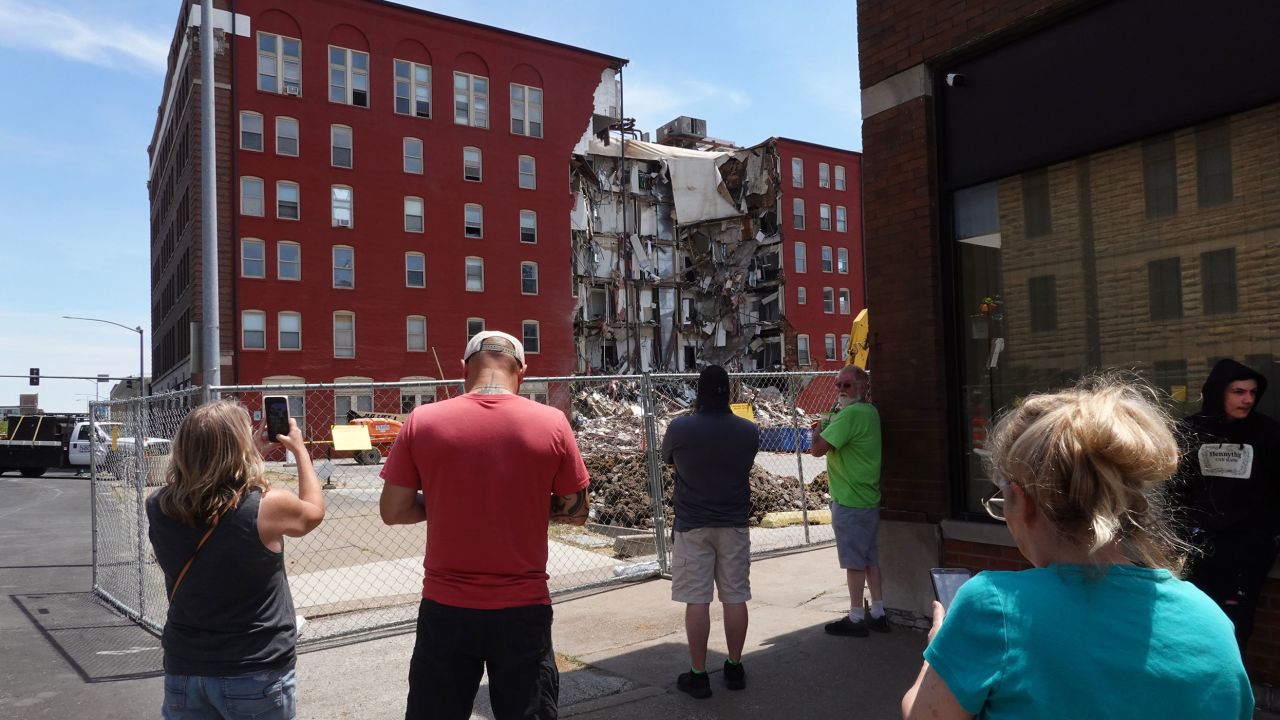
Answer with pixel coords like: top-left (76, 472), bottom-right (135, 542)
top-left (276, 181), bottom-right (299, 220)
top-left (240, 112), bottom-right (263, 151)
top-left (399, 380), bottom-right (436, 412)
top-left (331, 185), bottom-right (353, 227)
top-left (406, 315), bottom-right (427, 352)
top-left (241, 239), bottom-right (265, 278)
top-left (333, 312), bottom-right (355, 358)
top-left (467, 317), bottom-right (485, 339)
top-left (836, 206), bottom-right (848, 233)
top-left (406, 252), bottom-right (425, 288)
top-left (257, 32), bottom-right (301, 94)
top-left (835, 164), bottom-right (846, 190)
top-left (819, 162), bottom-right (830, 188)
top-left (464, 204), bottom-right (483, 238)
top-left (394, 60), bottom-right (431, 118)
top-left (839, 288), bottom-right (851, 314)
top-left (241, 177), bottom-right (264, 216)
top-left (823, 287), bottom-right (835, 313)
top-left (454, 72), bottom-right (489, 128)
top-left (328, 46), bottom-right (369, 107)
top-left (794, 242), bottom-right (807, 273)
top-left (797, 286), bottom-right (807, 305)
top-left (841, 334), bottom-right (851, 359)
top-left (463, 147), bottom-right (482, 181)
top-left (820, 204), bottom-right (831, 231)
top-left (331, 125), bottom-right (353, 168)
top-left (404, 138), bottom-right (423, 174)
top-left (792, 198), bottom-right (804, 229)
top-left (522, 320), bottom-right (540, 353)
top-left (791, 157), bottom-right (803, 187)
top-left (242, 310), bottom-right (266, 349)
top-left (837, 247), bottom-right (849, 274)
top-left (520, 210), bottom-right (537, 243)
top-left (333, 246), bottom-right (354, 289)
top-left (821, 246), bottom-right (833, 272)
top-left (521, 261), bottom-right (538, 295)
top-left (825, 334), bottom-right (837, 360)
top-left (276, 117), bottom-right (299, 156)
top-left (510, 84), bottom-right (543, 137)
top-left (333, 383), bottom-right (372, 423)
top-left (797, 334), bottom-right (811, 365)
top-left (405, 197), bottom-right (424, 233)
top-left (465, 257), bottom-right (484, 291)
top-left (278, 241), bottom-right (300, 280)
top-left (278, 311), bottom-right (301, 350)
top-left (518, 155), bottom-right (536, 189)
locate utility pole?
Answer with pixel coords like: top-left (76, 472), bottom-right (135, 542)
top-left (200, 0), bottom-right (221, 388)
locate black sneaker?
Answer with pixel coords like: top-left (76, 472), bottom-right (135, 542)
top-left (866, 613), bottom-right (891, 633)
top-left (677, 670), bottom-right (712, 699)
top-left (723, 659), bottom-right (746, 690)
top-left (824, 616), bottom-right (869, 637)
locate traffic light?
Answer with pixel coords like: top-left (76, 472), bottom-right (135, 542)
top-left (29, 368), bottom-right (39, 386)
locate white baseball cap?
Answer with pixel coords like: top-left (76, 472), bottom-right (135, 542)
top-left (463, 330), bottom-right (525, 367)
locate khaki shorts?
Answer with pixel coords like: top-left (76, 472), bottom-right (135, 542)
top-left (671, 527), bottom-right (752, 604)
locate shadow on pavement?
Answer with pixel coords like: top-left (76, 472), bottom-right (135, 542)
top-left (11, 592), bottom-right (164, 682)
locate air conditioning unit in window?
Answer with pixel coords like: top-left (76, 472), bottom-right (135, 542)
top-left (334, 218), bottom-right (352, 228)
top-left (284, 84), bottom-right (300, 96)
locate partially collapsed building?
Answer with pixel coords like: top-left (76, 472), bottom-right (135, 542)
top-left (570, 125), bottom-right (863, 373)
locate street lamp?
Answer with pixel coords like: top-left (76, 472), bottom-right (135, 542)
top-left (62, 316), bottom-right (145, 399)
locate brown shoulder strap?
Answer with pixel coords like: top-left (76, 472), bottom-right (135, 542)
top-left (168, 514), bottom-right (222, 603)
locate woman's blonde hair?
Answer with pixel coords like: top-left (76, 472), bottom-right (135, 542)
top-left (986, 375), bottom-right (1189, 573)
top-left (158, 399), bottom-right (268, 526)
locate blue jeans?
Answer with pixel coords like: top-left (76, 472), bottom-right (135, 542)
top-left (162, 666), bottom-right (297, 719)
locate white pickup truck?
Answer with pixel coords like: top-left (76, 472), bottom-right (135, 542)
top-left (0, 415), bottom-right (170, 481)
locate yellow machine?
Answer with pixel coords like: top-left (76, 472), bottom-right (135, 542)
top-left (845, 308), bottom-right (870, 369)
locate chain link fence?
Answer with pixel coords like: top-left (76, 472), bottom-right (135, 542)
top-left (91, 371), bottom-right (842, 645)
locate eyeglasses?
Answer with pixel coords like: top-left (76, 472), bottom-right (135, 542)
top-left (982, 484), bottom-right (1006, 522)
top-left (836, 382), bottom-right (854, 388)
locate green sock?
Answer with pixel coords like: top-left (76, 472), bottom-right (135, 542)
top-left (690, 667), bottom-right (706, 675)
top-left (726, 659), bottom-right (741, 666)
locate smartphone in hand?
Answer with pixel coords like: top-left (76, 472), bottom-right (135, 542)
top-left (264, 396), bottom-right (291, 441)
top-left (930, 567), bottom-right (972, 611)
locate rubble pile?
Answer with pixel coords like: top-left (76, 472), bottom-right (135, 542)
top-left (808, 471), bottom-right (829, 496)
top-left (584, 452), bottom-right (828, 529)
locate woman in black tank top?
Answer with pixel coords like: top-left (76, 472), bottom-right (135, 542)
top-left (146, 399), bottom-right (325, 720)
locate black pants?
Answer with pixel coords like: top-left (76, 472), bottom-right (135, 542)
top-left (405, 599), bottom-right (558, 720)
top-left (1189, 532), bottom-right (1279, 653)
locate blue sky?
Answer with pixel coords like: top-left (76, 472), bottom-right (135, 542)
top-left (0, 0), bottom-right (860, 414)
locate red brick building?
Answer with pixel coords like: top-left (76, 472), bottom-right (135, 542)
top-left (148, 0), bottom-right (624, 414)
top-left (857, 0), bottom-right (1280, 697)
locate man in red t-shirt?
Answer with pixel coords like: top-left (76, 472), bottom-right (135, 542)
top-left (380, 331), bottom-right (590, 720)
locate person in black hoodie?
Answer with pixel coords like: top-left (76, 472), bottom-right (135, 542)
top-left (1178, 358), bottom-right (1280, 652)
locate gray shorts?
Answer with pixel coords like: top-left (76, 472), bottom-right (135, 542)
top-left (671, 527), bottom-right (752, 604)
top-left (831, 502), bottom-right (880, 569)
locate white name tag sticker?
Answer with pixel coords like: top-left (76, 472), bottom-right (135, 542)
top-left (1198, 443), bottom-right (1254, 479)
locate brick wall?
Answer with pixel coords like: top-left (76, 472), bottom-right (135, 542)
top-left (941, 538), bottom-right (1031, 573)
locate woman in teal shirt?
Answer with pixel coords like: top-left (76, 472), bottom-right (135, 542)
top-left (902, 379), bottom-right (1253, 720)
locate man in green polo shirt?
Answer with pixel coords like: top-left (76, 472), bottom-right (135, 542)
top-left (810, 365), bottom-right (885, 637)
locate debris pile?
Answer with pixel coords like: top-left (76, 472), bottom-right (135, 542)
top-left (584, 452), bottom-right (828, 529)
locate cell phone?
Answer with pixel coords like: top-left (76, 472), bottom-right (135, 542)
top-left (930, 567), bottom-right (972, 611)
top-left (263, 396), bottom-right (291, 441)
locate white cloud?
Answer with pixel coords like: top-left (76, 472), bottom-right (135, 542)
top-left (0, 0), bottom-right (169, 73)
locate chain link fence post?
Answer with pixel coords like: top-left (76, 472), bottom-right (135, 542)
top-left (792, 378), bottom-right (812, 545)
top-left (134, 397), bottom-right (147, 621)
top-left (640, 372), bottom-right (669, 575)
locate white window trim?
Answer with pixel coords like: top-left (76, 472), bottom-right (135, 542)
top-left (821, 246), bottom-right (833, 273)
top-left (405, 196), bottom-right (425, 233)
top-left (522, 319), bottom-right (541, 354)
top-left (819, 204), bottom-right (832, 231)
top-left (823, 287), bottom-right (835, 314)
top-left (257, 32), bottom-right (301, 95)
top-left (240, 238), bottom-right (265, 278)
top-left (793, 198), bottom-right (805, 229)
top-left (520, 209), bottom-right (537, 244)
top-left (331, 185), bottom-right (353, 228)
top-left (404, 137), bottom-right (423, 174)
top-left (792, 158), bottom-right (804, 188)
top-left (518, 155), bottom-right (536, 190)
top-left (521, 261), bottom-right (539, 295)
top-left (394, 59), bottom-right (432, 119)
top-left (242, 310), bottom-right (266, 350)
top-left (825, 333), bottom-right (837, 360)
top-left (454, 71), bottom-right (489, 128)
top-left (835, 165), bottom-right (847, 190)
top-left (239, 111), bottom-right (264, 151)
top-left (333, 311), bottom-right (356, 358)
top-left (510, 83), bottom-right (544, 138)
top-left (465, 256), bottom-right (484, 292)
top-left (794, 242), bottom-right (807, 273)
top-left (330, 124), bottom-right (353, 169)
top-left (406, 315), bottom-right (427, 352)
top-left (333, 245), bottom-right (355, 289)
top-left (328, 45), bottom-right (369, 107)
top-left (278, 311), bottom-right (302, 351)
top-left (836, 206), bottom-right (848, 233)
top-left (463, 146), bottom-right (482, 182)
top-left (797, 286), bottom-right (807, 305)
top-left (276, 180), bottom-right (300, 221)
top-left (277, 241), bottom-right (301, 281)
top-left (839, 288), bottom-right (851, 315)
top-left (240, 176), bottom-right (265, 217)
top-left (466, 317), bottom-right (485, 340)
top-left (796, 334), bottom-right (811, 366)
top-left (464, 203), bottom-right (483, 239)
top-left (819, 162), bottom-right (830, 188)
top-left (405, 251), bottom-right (425, 288)
top-left (275, 117), bottom-right (299, 157)
top-left (837, 247), bottom-right (849, 274)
